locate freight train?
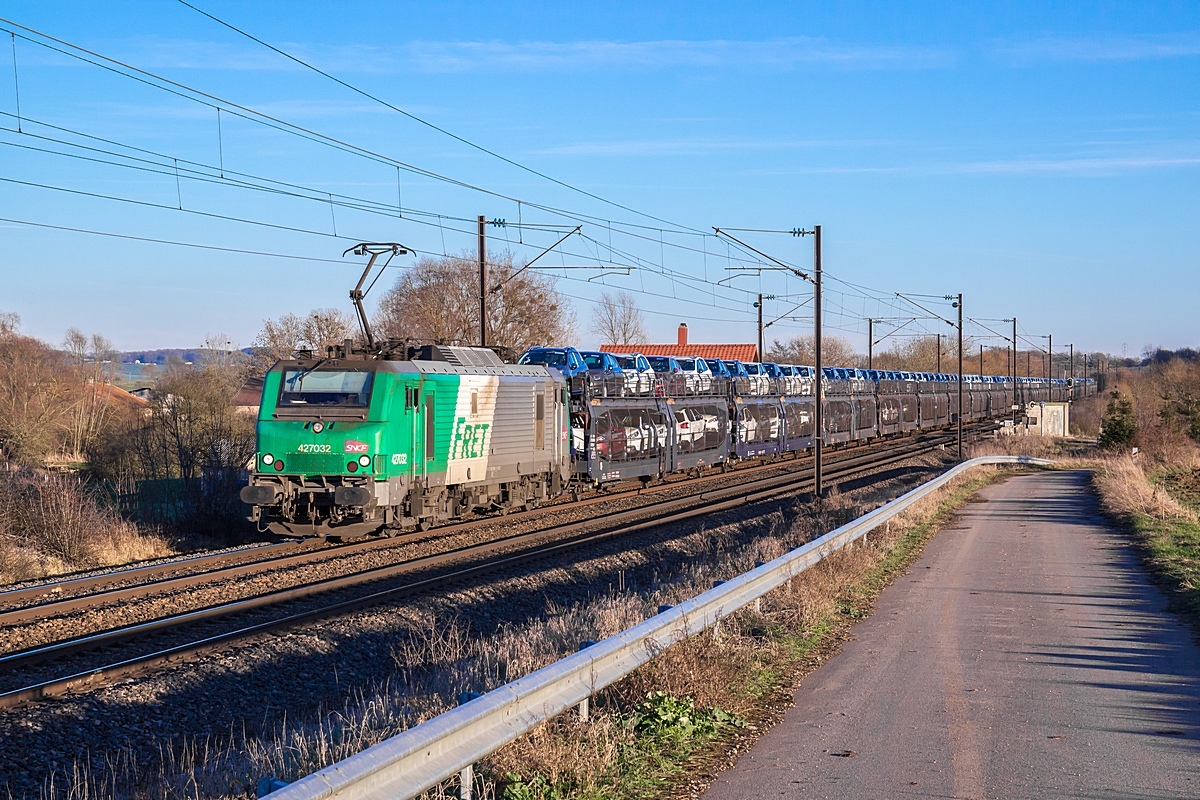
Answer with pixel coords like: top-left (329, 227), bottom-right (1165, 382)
top-left (240, 342), bottom-right (1094, 538)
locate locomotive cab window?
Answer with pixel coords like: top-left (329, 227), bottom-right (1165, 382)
top-left (280, 369), bottom-right (372, 407)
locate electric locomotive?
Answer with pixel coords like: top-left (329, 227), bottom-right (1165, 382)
top-left (240, 343), bottom-right (569, 537)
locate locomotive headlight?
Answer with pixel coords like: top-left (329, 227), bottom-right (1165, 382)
top-left (358, 454), bottom-right (371, 467)
top-left (261, 453), bottom-right (275, 465)
top-left (312, 422), bottom-right (324, 433)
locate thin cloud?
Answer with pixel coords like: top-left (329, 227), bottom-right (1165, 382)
top-left (951, 155), bottom-right (1200, 174)
top-left (80, 34), bottom-right (952, 75)
top-left (753, 154), bottom-right (1200, 177)
top-left (407, 37), bottom-right (956, 73)
top-left (538, 137), bottom-right (897, 157)
top-left (994, 33), bottom-right (1200, 64)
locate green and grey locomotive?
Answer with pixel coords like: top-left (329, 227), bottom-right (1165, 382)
top-left (240, 344), bottom-right (569, 537)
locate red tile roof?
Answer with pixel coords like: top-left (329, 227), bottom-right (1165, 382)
top-left (93, 382), bottom-right (150, 408)
top-left (233, 376), bottom-right (265, 407)
top-left (600, 344), bottom-right (759, 361)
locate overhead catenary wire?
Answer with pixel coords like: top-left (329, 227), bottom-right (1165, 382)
top-left (0, 18), bottom-right (1058, 347)
top-left (0, 19), bottom-right (709, 246)
top-left (176, 0), bottom-right (702, 236)
top-left (0, 23), bottom-right (805, 315)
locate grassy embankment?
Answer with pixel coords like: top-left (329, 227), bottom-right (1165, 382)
top-left (1094, 456), bottom-right (1200, 627)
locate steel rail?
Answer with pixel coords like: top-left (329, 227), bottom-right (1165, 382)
top-left (0, 424), bottom-right (968, 627)
top-left (0, 429), bottom-right (984, 707)
top-left (0, 432), bottom-right (957, 671)
top-left (266, 455), bottom-right (1057, 800)
top-left (0, 433), bottom-right (875, 620)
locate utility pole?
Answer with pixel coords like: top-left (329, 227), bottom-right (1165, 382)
top-left (937, 333), bottom-right (941, 372)
top-left (813, 225), bottom-right (823, 499)
top-left (757, 293), bottom-right (764, 361)
top-left (1048, 334), bottom-right (1052, 381)
top-left (1069, 343), bottom-right (1075, 382)
top-left (477, 215), bottom-right (487, 347)
top-left (956, 294), bottom-right (963, 461)
top-left (1012, 317), bottom-right (1018, 413)
top-left (868, 318), bottom-right (873, 369)
top-left (979, 344), bottom-right (983, 376)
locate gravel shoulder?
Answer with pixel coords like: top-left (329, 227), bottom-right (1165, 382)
top-left (0, 448), bottom-right (960, 799)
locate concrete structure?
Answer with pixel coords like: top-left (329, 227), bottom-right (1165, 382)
top-left (1023, 401), bottom-right (1069, 437)
top-left (601, 323), bottom-right (758, 362)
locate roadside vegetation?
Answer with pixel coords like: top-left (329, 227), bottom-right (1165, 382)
top-left (45, 460), bottom-right (1007, 800)
top-left (0, 314), bottom-right (255, 583)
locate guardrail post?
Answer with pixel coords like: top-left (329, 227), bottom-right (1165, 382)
top-left (460, 764), bottom-right (473, 800)
top-left (577, 640), bottom-right (597, 720)
top-left (454, 693), bottom-right (484, 799)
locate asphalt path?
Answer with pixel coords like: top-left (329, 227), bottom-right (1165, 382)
top-left (704, 470), bottom-right (1200, 800)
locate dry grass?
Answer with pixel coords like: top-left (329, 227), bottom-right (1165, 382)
top-left (476, 467), bottom-right (1004, 800)
top-left (35, 464), bottom-right (1006, 800)
top-left (1090, 455), bottom-right (1200, 629)
top-left (0, 470), bottom-right (173, 585)
top-left (1094, 456), bottom-right (1196, 524)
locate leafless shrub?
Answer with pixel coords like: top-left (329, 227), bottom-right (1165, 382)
top-left (0, 469), bottom-right (170, 584)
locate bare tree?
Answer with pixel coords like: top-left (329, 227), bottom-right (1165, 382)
top-left (590, 290), bottom-right (647, 346)
top-left (250, 313), bottom-right (302, 375)
top-left (374, 250), bottom-right (575, 354)
top-left (250, 309), bottom-right (356, 375)
top-left (0, 312), bottom-right (19, 336)
top-left (766, 334), bottom-right (859, 367)
top-left (300, 308), bottom-right (355, 353)
top-left (0, 332), bottom-right (77, 464)
top-left (63, 328), bottom-right (88, 365)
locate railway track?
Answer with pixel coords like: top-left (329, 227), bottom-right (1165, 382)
top-left (0, 437), bottom-right (858, 618)
top-left (0, 425), bottom-right (994, 708)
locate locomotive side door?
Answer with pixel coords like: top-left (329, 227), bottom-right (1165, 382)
top-left (402, 381), bottom-right (421, 481)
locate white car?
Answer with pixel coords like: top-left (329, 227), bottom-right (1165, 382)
top-left (741, 363), bottom-right (772, 396)
top-left (610, 353), bottom-right (655, 396)
top-left (674, 407), bottom-right (709, 451)
top-left (676, 357), bottom-right (714, 394)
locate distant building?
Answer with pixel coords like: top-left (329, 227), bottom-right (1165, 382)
top-left (601, 323), bottom-right (758, 362)
top-left (94, 382), bottom-right (151, 412)
top-left (233, 376), bottom-right (265, 416)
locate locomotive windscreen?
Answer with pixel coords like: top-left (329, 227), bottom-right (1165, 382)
top-left (280, 369), bottom-right (373, 407)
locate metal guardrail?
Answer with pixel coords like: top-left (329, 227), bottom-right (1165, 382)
top-left (268, 455), bottom-right (1055, 800)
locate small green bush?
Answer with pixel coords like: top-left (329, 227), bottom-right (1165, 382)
top-left (1099, 390), bottom-right (1138, 450)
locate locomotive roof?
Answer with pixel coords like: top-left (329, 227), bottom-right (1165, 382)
top-left (269, 358), bottom-right (558, 379)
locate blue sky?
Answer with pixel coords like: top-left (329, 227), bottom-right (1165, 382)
top-left (0, 1), bottom-right (1197, 358)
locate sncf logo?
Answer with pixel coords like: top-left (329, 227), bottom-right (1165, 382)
top-left (344, 440), bottom-right (369, 454)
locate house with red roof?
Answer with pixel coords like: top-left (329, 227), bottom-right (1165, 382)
top-left (600, 323), bottom-right (758, 362)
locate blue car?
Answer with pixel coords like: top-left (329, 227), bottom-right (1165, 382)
top-left (518, 346), bottom-right (587, 376)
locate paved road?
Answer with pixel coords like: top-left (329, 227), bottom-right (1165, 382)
top-left (704, 470), bottom-right (1200, 800)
